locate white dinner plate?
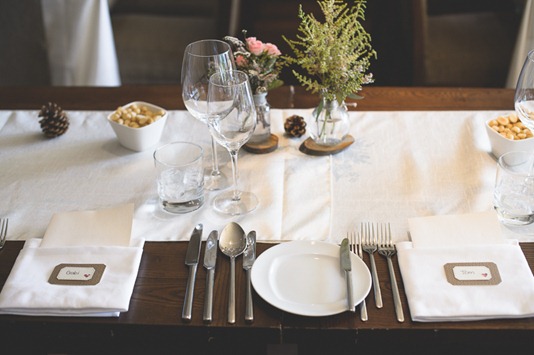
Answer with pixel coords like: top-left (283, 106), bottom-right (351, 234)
top-left (251, 240), bottom-right (372, 316)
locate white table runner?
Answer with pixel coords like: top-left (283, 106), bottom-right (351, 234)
top-left (1, 108), bottom-right (532, 243)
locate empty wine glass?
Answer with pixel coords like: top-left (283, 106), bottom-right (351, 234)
top-left (181, 39), bottom-right (235, 190)
top-left (207, 70), bottom-right (258, 215)
top-left (515, 49), bottom-right (534, 132)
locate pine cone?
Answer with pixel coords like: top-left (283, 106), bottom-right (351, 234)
top-left (38, 102), bottom-right (69, 138)
top-left (284, 115), bottom-right (306, 137)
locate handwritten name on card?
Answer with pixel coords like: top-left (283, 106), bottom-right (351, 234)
top-left (444, 262), bottom-right (501, 286)
top-left (49, 264), bottom-right (106, 286)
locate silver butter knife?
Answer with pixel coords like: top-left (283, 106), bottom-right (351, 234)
top-left (203, 230), bottom-right (218, 323)
top-left (340, 238), bottom-right (355, 312)
top-left (181, 223), bottom-right (203, 321)
top-left (243, 231), bottom-right (256, 322)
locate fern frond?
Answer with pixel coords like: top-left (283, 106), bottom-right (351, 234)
top-left (282, 0), bottom-right (376, 102)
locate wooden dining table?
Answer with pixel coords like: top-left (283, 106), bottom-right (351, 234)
top-left (0, 85), bottom-right (533, 355)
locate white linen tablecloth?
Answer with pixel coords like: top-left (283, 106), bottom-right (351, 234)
top-left (1, 108), bottom-right (532, 243)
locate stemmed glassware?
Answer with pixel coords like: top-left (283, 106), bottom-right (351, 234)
top-left (515, 49), bottom-right (534, 132)
top-left (207, 70), bottom-right (258, 215)
top-left (181, 39), bottom-right (235, 190)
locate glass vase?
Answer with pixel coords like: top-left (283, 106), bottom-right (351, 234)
top-left (309, 94), bottom-right (350, 146)
top-left (249, 92), bottom-right (271, 143)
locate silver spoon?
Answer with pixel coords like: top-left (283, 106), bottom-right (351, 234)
top-left (219, 222), bottom-right (247, 324)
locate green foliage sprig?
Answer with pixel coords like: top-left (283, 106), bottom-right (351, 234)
top-left (283, 0), bottom-right (377, 103)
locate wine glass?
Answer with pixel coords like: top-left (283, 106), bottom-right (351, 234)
top-left (181, 39), bottom-right (235, 190)
top-left (207, 70), bottom-right (258, 215)
top-left (515, 49), bottom-right (534, 132)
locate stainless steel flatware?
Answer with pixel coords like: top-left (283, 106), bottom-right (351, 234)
top-left (340, 238), bottom-right (355, 312)
top-left (219, 222), bottom-right (247, 324)
top-left (377, 223), bottom-right (404, 323)
top-left (181, 223), bottom-right (203, 321)
top-left (348, 231), bottom-right (368, 321)
top-left (0, 218), bottom-right (7, 250)
top-left (243, 231), bottom-right (256, 322)
top-left (203, 230), bottom-right (218, 323)
top-left (361, 222), bottom-right (383, 308)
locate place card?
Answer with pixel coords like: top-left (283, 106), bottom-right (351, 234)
top-left (444, 262), bottom-right (501, 286)
top-left (48, 264), bottom-right (106, 286)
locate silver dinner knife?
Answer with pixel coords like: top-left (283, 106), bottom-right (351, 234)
top-left (340, 238), bottom-right (355, 312)
top-left (243, 231), bottom-right (256, 322)
top-left (203, 230), bottom-right (218, 323)
top-left (181, 223), bottom-right (203, 321)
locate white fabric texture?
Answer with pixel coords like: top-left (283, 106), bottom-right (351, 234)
top-left (0, 238), bottom-right (143, 317)
top-left (41, 0), bottom-right (121, 86)
top-left (41, 203), bottom-right (134, 247)
top-left (506, 0), bottom-right (534, 88)
top-left (1, 108), bottom-right (534, 243)
top-left (397, 212), bottom-right (534, 322)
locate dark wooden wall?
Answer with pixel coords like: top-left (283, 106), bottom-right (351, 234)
top-left (239, 0), bottom-right (523, 87)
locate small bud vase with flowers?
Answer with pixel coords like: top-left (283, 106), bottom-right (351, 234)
top-left (224, 32), bottom-right (283, 152)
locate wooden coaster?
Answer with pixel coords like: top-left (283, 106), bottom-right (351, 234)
top-left (299, 135), bottom-right (354, 156)
top-left (243, 134), bottom-right (279, 154)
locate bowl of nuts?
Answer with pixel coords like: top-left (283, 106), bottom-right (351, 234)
top-left (107, 101), bottom-right (167, 151)
top-left (485, 113), bottom-right (534, 158)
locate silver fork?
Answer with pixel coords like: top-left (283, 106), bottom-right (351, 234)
top-left (0, 218), bottom-right (8, 249)
top-left (348, 232), bottom-right (368, 321)
top-left (361, 222), bottom-right (383, 308)
top-left (377, 223), bottom-right (404, 322)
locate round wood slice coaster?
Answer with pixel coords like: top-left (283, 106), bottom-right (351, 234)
top-left (243, 134), bottom-right (279, 154)
top-left (299, 135), bottom-right (354, 156)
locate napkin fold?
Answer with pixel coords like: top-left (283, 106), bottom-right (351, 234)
top-left (41, 204), bottom-right (134, 247)
top-left (398, 211), bottom-right (534, 322)
top-left (0, 204), bottom-right (143, 317)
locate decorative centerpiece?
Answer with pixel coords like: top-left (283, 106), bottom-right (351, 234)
top-left (283, 0), bottom-right (376, 150)
top-left (225, 31), bottom-right (283, 153)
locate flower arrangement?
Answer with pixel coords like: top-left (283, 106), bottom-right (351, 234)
top-left (282, 0), bottom-right (376, 103)
top-left (224, 31), bottom-right (283, 95)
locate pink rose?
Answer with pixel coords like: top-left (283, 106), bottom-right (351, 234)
top-left (235, 54), bottom-right (248, 67)
top-left (246, 37), bottom-right (265, 56)
top-left (264, 43), bottom-right (281, 56)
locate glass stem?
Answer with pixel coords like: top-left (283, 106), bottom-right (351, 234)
top-left (229, 149), bottom-right (241, 202)
top-left (210, 136), bottom-right (221, 177)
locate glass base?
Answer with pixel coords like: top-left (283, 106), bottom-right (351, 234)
top-left (204, 170), bottom-right (230, 191)
top-left (162, 197), bottom-right (204, 214)
top-left (213, 190), bottom-right (258, 215)
top-left (495, 206), bottom-right (534, 226)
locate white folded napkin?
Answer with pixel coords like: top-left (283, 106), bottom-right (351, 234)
top-left (398, 211), bottom-right (534, 322)
top-left (0, 239), bottom-right (143, 317)
top-left (0, 204), bottom-right (143, 317)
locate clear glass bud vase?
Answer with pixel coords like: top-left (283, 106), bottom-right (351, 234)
top-left (249, 93), bottom-right (271, 143)
top-left (309, 94), bottom-right (350, 146)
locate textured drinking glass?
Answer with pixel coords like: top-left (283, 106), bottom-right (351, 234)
top-left (494, 151), bottom-right (534, 225)
top-left (154, 142), bottom-right (204, 214)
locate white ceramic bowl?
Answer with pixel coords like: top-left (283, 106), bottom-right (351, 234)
top-left (485, 118), bottom-right (534, 158)
top-left (107, 101), bottom-right (168, 151)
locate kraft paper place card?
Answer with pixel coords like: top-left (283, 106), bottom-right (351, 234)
top-left (40, 203), bottom-right (134, 247)
top-left (49, 264), bottom-right (106, 286)
top-left (444, 262), bottom-right (502, 286)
